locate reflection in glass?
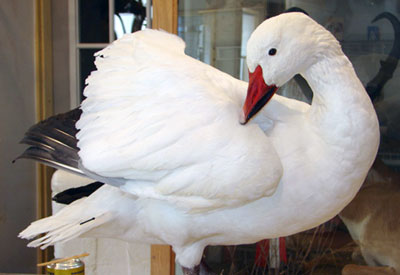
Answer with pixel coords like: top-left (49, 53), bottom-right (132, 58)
top-left (79, 0), bottom-right (109, 43)
top-left (179, 1), bottom-right (268, 81)
top-left (114, 0), bottom-right (147, 39)
top-left (178, 0), bottom-right (400, 274)
top-left (77, 0), bottom-right (149, 103)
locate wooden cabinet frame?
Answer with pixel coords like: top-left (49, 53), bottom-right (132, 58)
top-left (153, 0), bottom-right (178, 34)
top-left (150, 3), bottom-right (178, 275)
top-left (35, 0), bottom-right (54, 273)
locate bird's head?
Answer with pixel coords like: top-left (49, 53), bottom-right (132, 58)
top-left (241, 12), bottom-right (339, 123)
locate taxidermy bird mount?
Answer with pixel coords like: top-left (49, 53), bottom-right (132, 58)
top-left (16, 13), bottom-right (379, 275)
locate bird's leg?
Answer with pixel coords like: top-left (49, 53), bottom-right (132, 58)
top-left (182, 265), bottom-right (200, 275)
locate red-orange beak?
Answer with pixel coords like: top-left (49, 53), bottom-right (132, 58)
top-left (241, 65), bottom-right (278, 124)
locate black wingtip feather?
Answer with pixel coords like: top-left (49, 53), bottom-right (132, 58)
top-left (16, 108), bottom-right (84, 175)
top-left (53, 181), bottom-right (105, 204)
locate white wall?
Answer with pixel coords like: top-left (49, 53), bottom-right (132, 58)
top-left (0, 1), bottom-right (37, 273)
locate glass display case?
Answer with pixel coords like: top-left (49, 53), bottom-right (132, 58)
top-left (176, 0), bottom-right (400, 274)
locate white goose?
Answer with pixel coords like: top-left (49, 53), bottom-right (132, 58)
top-left (18, 13), bottom-right (379, 273)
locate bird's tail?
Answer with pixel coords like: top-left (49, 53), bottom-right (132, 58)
top-left (19, 198), bottom-right (112, 249)
top-left (14, 108), bottom-right (85, 176)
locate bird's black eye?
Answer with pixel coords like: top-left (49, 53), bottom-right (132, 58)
top-left (268, 48), bottom-right (277, 56)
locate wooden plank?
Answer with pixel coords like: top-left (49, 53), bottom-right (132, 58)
top-left (342, 264), bottom-right (396, 275)
top-left (152, 0), bottom-right (178, 34)
top-left (34, 0), bottom-right (55, 273)
top-left (151, 0), bottom-right (178, 274)
top-left (151, 245), bottom-right (175, 275)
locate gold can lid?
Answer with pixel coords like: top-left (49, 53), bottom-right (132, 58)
top-left (47, 258), bottom-right (84, 270)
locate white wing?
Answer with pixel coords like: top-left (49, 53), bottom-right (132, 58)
top-left (76, 30), bottom-right (283, 210)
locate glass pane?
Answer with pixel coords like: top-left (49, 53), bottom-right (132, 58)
top-left (79, 0), bottom-right (109, 43)
top-left (79, 49), bottom-right (98, 101)
top-left (114, 0), bottom-right (148, 39)
top-left (178, 0), bottom-right (400, 274)
top-left (179, 1), bottom-right (269, 81)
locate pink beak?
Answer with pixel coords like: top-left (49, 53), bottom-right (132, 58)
top-left (241, 65), bottom-right (278, 124)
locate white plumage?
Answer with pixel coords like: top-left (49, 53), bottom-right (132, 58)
top-left (76, 29), bottom-right (282, 210)
top-left (20, 13), bottom-right (379, 269)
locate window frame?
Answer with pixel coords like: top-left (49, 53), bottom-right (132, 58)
top-left (68, 0), bottom-right (113, 108)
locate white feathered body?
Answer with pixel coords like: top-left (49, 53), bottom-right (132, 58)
top-left (76, 30), bottom-right (282, 210)
top-left (20, 13), bottom-right (379, 268)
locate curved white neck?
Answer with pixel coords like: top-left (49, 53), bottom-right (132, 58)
top-left (303, 54), bottom-right (368, 122)
top-left (301, 53), bottom-right (379, 193)
top-left (301, 53), bottom-right (379, 149)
